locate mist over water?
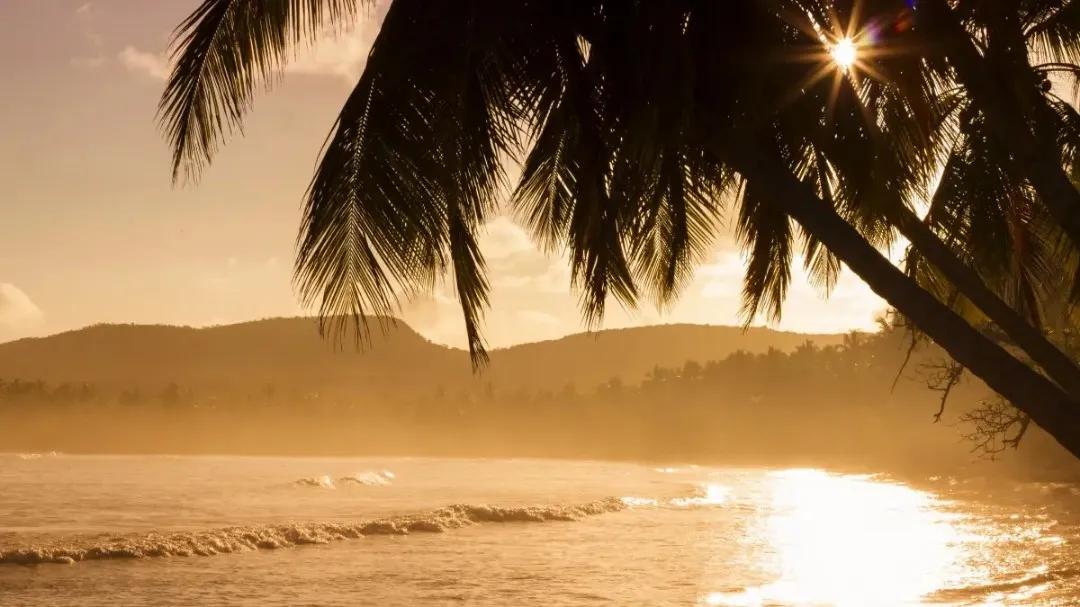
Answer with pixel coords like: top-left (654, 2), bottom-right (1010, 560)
top-left (2, 455), bottom-right (1079, 606)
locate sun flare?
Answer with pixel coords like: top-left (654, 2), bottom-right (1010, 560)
top-left (830, 37), bottom-right (857, 70)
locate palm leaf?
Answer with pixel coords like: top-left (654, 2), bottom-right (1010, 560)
top-left (159, 0), bottom-right (366, 182)
top-left (736, 178), bottom-right (793, 324)
top-left (296, 0), bottom-right (549, 364)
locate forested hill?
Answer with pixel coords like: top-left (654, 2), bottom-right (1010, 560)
top-left (0, 317), bottom-right (843, 394)
top-left (5, 318), bottom-right (1078, 477)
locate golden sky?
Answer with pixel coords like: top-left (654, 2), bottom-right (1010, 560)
top-left (0, 0), bottom-right (889, 347)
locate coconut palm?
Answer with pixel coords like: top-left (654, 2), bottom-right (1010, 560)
top-left (821, 0), bottom-right (1080, 398)
top-left (905, 77), bottom-right (1073, 330)
top-left (915, 0), bottom-right (1080, 252)
top-left (160, 0), bottom-right (1080, 456)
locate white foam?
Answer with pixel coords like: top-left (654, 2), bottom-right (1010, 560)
top-left (620, 496), bottom-right (659, 507)
top-left (294, 475), bottom-right (336, 489)
top-left (14, 451), bottom-right (59, 461)
top-left (654, 465), bottom-right (700, 474)
top-left (295, 470), bottom-right (395, 489)
top-left (338, 470), bottom-right (395, 486)
top-left (671, 483), bottom-right (730, 507)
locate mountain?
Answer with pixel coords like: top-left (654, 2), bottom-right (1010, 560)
top-left (483, 323), bottom-right (845, 389)
top-left (0, 317), bottom-right (845, 394)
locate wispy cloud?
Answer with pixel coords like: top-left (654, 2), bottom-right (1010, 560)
top-left (0, 283), bottom-right (45, 341)
top-left (118, 46), bottom-right (170, 80)
top-left (697, 250), bottom-right (884, 332)
top-left (479, 217), bottom-right (571, 294)
top-left (287, 2), bottom-right (388, 83)
top-left (71, 0), bottom-right (104, 68)
top-left (289, 28), bottom-right (378, 81)
top-left (109, 3), bottom-right (385, 85)
top-left (288, 30), bottom-right (372, 82)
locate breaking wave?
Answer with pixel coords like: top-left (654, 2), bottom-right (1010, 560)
top-left (671, 483), bottom-right (729, 507)
top-left (294, 475), bottom-right (337, 489)
top-left (339, 470), bottom-right (395, 486)
top-left (294, 470), bottom-right (395, 490)
top-left (621, 483), bottom-right (730, 509)
top-left (11, 451), bottom-right (60, 461)
top-left (619, 496), bottom-right (659, 507)
top-left (654, 465), bottom-right (699, 474)
top-left (0, 497), bottom-right (626, 565)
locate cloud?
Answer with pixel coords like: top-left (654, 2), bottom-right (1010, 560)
top-left (287, 2), bottom-right (388, 82)
top-left (72, 0), bottom-right (104, 64)
top-left (479, 216), bottom-right (535, 260)
top-left (0, 284), bottom-right (45, 341)
top-left (478, 216), bottom-right (572, 294)
top-left (288, 30), bottom-right (372, 82)
top-left (111, 3), bottom-right (384, 86)
top-left (698, 250), bottom-right (747, 299)
top-left (696, 250), bottom-right (885, 333)
top-left (118, 46), bottom-right (169, 81)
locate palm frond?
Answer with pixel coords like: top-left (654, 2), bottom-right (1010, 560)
top-left (296, 0), bottom-right (548, 364)
top-left (512, 20), bottom-right (639, 325)
top-left (159, 0), bottom-right (366, 182)
top-left (1028, 1), bottom-right (1080, 64)
top-left (737, 179), bottom-right (793, 324)
top-left (803, 151), bottom-right (841, 294)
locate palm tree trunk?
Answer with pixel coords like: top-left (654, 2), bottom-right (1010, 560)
top-left (732, 146), bottom-right (1080, 459)
top-left (890, 206), bottom-right (1080, 399)
top-left (916, 0), bottom-right (1080, 251)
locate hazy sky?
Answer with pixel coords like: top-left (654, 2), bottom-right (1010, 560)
top-left (0, 0), bottom-right (891, 347)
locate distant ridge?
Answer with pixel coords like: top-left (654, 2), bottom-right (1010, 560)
top-left (0, 317), bottom-right (845, 393)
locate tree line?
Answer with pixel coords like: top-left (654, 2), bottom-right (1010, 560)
top-left (8, 324), bottom-right (1076, 475)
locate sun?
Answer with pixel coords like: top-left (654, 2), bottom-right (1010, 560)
top-left (830, 37), bottom-right (858, 70)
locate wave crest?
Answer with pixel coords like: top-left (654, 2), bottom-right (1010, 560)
top-left (294, 470), bottom-right (396, 489)
top-left (294, 475), bottom-right (337, 489)
top-left (0, 497), bottom-right (626, 565)
top-left (621, 483), bottom-right (730, 509)
top-left (339, 470), bottom-right (395, 486)
top-left (12, 451), bottom-right (60, 461)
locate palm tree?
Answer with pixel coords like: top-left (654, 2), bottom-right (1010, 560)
top-left (820, 0), bottom-right (1080, 397)
top-left (160, 0), bottom-right (1080, 456)
top-left (915, 0), bottom-right (1080, 251)
top-left (905, 74), bottom-right (1075, 353)
top-left (727, 142), bottom-right (1080, 456)
top-left (801, 0), bottom-right (1080, 399)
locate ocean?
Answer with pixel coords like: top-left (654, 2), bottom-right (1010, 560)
top-left (1, 454), bottom-right (1078, 606)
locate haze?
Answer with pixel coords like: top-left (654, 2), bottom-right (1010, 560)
top-left (5, 2), bottom-right (1080, 606)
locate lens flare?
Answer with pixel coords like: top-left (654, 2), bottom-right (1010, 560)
top-left (830, 37), bottom-right (857, 70)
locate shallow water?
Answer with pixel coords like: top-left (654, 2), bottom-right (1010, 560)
top-left (1, 454), bottom-right (1078, 606)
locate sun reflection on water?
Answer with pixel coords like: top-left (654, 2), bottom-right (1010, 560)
top-left (673, 483), bottom-right (730, 507)
top-left (706, 469), bottom-right (967, 606)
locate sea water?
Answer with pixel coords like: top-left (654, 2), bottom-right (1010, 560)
top-left (1, 454), bottom-right (1078, 606)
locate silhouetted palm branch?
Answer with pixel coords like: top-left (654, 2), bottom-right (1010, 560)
top-left (160, 0), bottom-right (1080, 378)
top-left (159, 0), bottom-right (366, 182)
